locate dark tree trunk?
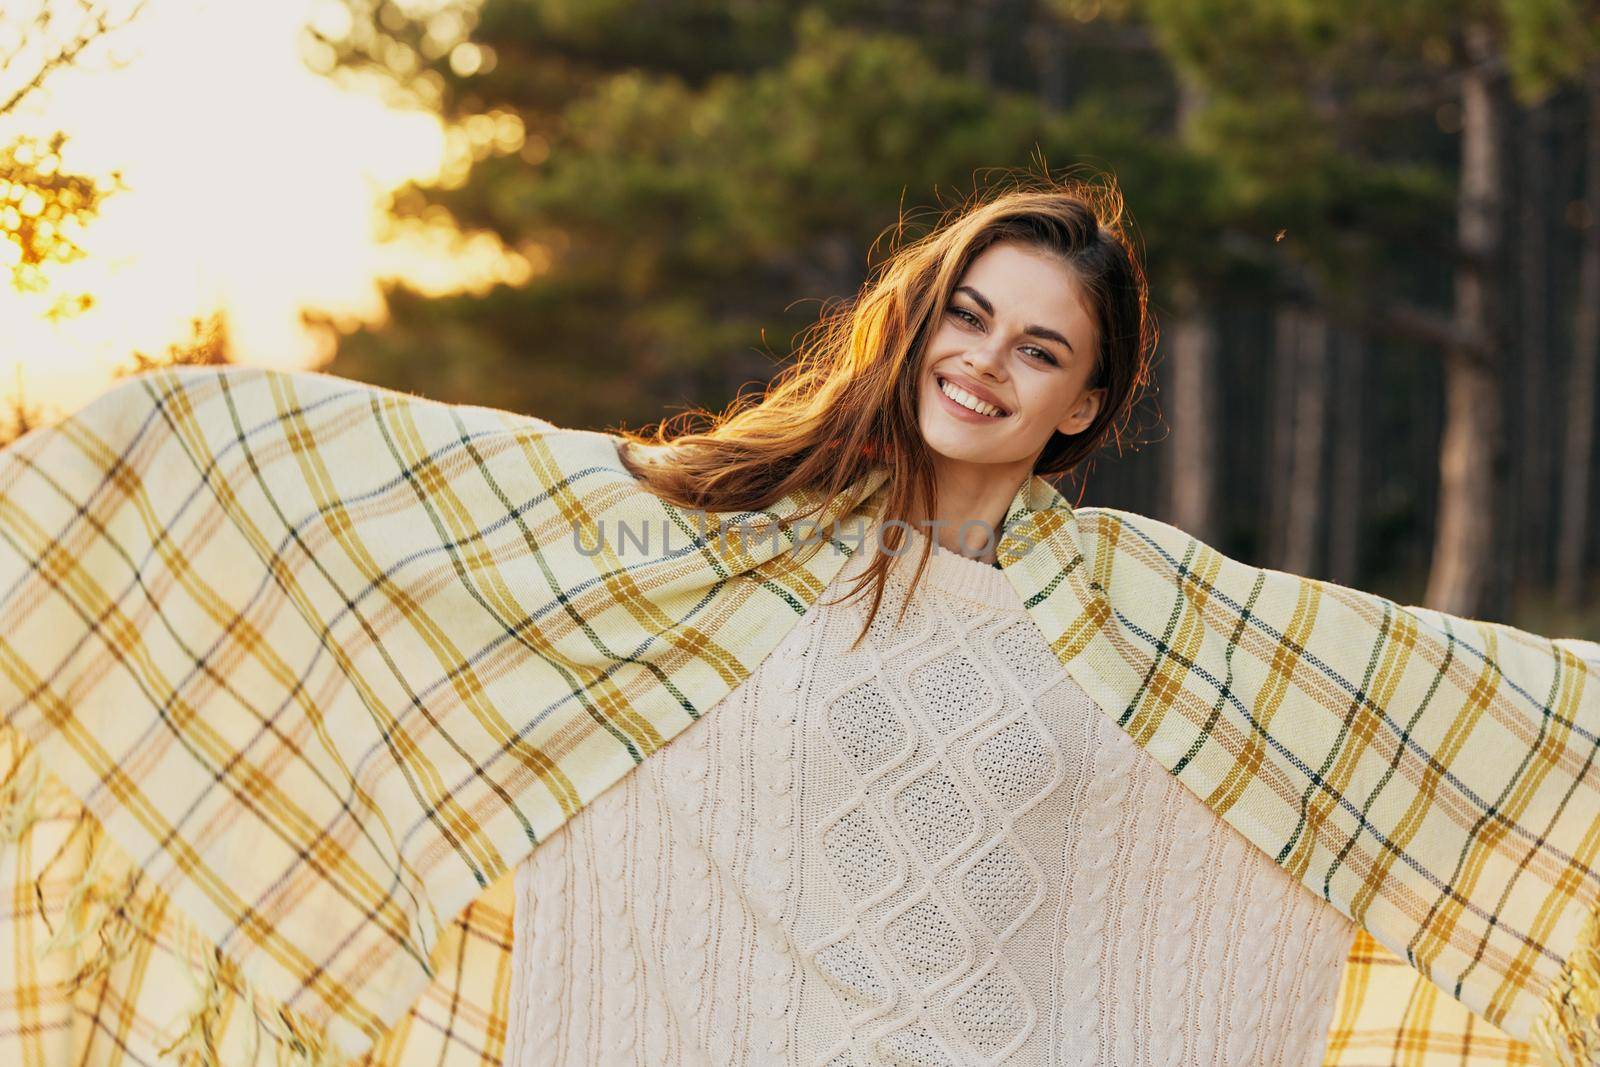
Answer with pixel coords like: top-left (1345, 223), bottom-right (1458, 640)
top-left (1425, 24), bottom-right (1511, 619)
top-left (1164, 74), bottom-right (1221, 545)
top-left (1284, 307), bottom-right (1330, 578)
top-left (965, 0), bottom-right (994, 85)
top-left (1167, 276), bottom-right (1221, 545)
top-left (1328, 330), bottom-right (1365, 586)
top-left (1514, 98), bottom-right (1553, 599)
top-left (1027, 19), bottom-right (1067, 109)
top-left (1266, 305), bottom-right (1299, 566)
top-left (1558, 62), bottom-right (1600, 608)
top-left (1265, 305), bottom-right (1330, 576)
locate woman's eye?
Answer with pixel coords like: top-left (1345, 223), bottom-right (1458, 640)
top-left (948, 306), bottom-right (1059, 366)
top-left (948, 307), bottom-right (980, 327)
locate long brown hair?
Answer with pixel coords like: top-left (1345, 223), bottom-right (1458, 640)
top-left (614, 172), bottom-right (1158, 646)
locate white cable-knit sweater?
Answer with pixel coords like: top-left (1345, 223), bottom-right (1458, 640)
top-left (506, 523), bottom-right (1358, 1066)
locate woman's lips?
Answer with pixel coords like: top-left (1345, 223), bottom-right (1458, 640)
top-left (935, 376), bottom-right (1008, 423)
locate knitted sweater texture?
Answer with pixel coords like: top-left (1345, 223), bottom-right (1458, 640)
top-left (507, 523), bottom-right (1357, 1066)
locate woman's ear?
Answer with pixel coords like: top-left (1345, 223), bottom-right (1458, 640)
top-left (1056, 387), bottom-right (1105, 437)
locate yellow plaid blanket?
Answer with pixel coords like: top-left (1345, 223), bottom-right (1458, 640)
top-left (1, 364), bottom-right (1597, 1065)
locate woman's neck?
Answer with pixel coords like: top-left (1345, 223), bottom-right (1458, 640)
top-left (908, 457), bottom-right (1032, 566)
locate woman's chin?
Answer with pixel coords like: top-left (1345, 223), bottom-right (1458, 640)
top-left (920, 429), bottom-right (1004, 466)
top-left (920, 423), bottom-right (1042, 471)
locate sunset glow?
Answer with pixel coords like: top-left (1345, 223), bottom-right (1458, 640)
top-left (0, 0), bottom-right (530, 418)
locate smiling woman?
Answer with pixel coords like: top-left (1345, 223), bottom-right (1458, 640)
top-left (581, 178), bottom-right (1597, 1065)
top-left (917, 242), bottom-right (1108, 562)
top-left (615, 181), bottom-right (1151, 606)
top-left (0, 176), bottom-right (1596, 1067)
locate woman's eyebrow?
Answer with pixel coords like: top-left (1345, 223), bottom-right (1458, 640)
top-left (954, 285), bottom-right (1076, 354)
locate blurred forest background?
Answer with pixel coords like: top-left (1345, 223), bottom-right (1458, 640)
top-left (5, 0), bottom-right (1600, 636)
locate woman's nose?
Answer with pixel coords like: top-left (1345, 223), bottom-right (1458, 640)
top-left (965, 338), bottom-right (1008, 378)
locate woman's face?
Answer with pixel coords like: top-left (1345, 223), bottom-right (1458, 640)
top-left (917, 240), bottom-right (1104, 471)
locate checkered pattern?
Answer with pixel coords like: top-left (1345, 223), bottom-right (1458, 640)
top-left (0, 725), bottom-right (513, 1066)
top-left (0, 364), bottom-right (1596, 1064)
top-left (996, 491), bottom-right (1600, 1063)
top-left (1325, 931), bottom-right (1540, 1065)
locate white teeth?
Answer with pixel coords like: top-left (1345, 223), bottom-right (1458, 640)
top-left (939, 378), bottom-right (1005, 417)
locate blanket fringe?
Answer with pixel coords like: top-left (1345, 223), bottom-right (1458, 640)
top-left (0, 730), bottom-right (44, 844)
top-left (1531, 903), bottom-right (1600, 1066)
top-left (159, 934), bottom-right (232, 1066)
top-left (155, 930), bottom-right (345, 1067)
top-left (0, 727), bottom-right (349, 1067)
